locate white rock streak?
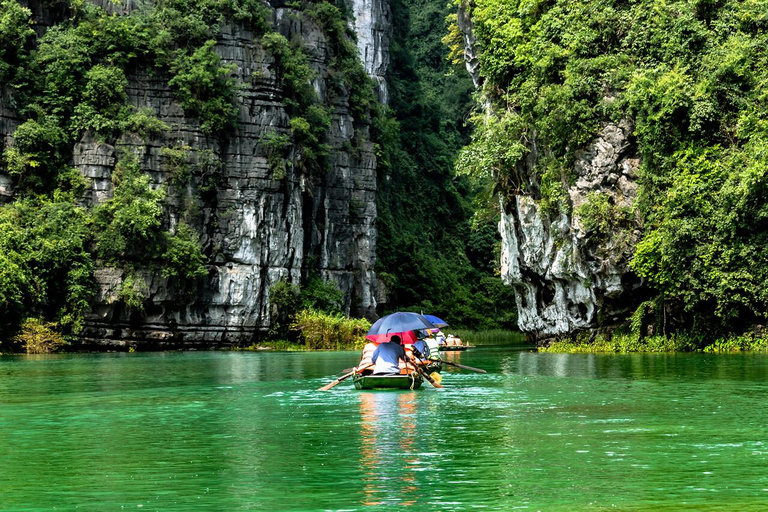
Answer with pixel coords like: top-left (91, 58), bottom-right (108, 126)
top-left (499, 121), bottom-right (641, 338)
top-left (349, 0), bottom-right (390, 103)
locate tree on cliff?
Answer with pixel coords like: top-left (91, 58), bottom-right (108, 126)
top-left (457, 0), bottom-right (768, 336)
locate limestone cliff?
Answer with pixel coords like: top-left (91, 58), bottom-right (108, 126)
top-left (0, 0), bottom-right (391, 348)
top-left (498, 122), bottom-right (643, 340)
top-left (454, 11), bottom-right (643, 341)
top-left (0, 90), bottom-right (18, 204)
top-left (347, 0), bottom-right (391, 103)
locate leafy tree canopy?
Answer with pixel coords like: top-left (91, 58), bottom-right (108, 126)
top-left (459, 0), bottom-right (768, 334)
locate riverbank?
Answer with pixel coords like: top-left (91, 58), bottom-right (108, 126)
top-left (1, 310), bottom-right (525, 354)
top-left (540, 331), bottom-right (768, 353)
top-left (451, 329), bottom-right (526, 346)
top-left (240, 329), bottom-right (527, 352)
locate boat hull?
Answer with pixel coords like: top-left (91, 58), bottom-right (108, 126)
top-left (353, 374), bottom-right (423, 390)
top-left (438, 345), bottom-right (475, 351)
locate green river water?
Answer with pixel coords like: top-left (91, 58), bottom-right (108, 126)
top-left (1, 347), bottom-right (768, 511)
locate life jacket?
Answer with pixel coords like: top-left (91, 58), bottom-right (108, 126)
top-left (359, 342), bottom-right (377, 369)
top-left (424, 337), bottom-right (441, 360)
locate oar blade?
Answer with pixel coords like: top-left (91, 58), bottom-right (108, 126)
top-left (443, 360), bottom-right (487, 373)
top-left (317, 370), bottom-right (354, 391)
top-left (317, 380), bottom-right (339, 391)
top-left (458, 364), bottom-right (487, 374)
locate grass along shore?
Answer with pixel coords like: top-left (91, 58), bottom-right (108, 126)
top-left (540, 332), bottom-right (768, 354)
top-left (451, 329), bottom-right (527, 346)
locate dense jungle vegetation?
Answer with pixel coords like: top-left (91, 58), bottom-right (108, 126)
top-left (453, 0), bottom-right (768, 339)
top-left (373, 0), bottom-right (517, 329)
top-left (0, 0), bottom-right (515, 350)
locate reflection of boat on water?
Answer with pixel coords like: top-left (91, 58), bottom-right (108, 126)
top-left (354, 373), bottom-right (423, 390)
top-left (359, 391), bottom-right (421, 506)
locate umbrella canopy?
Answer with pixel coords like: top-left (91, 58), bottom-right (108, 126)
top-left (365, 330), bottom-right (418, 345)
top-left (366, 312), bottom-right (436, 341)
top-left (423, 314), bottom-right (449, 328)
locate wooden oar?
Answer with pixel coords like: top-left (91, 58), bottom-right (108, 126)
top-left (406, 355), bottom-right (442, 388)
top-left (440, 360), bottom-right (487, 374)
top-left (318, 364), bottom-right (372, 391)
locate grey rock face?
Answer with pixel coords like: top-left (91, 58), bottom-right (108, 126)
top-left (455, 1), bottom-right (482, 88)
top-left (346, 0), bottom-right (391, 103)
top-left (499, 121), bottom-right (642, 339)
top-left (0, 90), bottom-right (20, 205)
top-left (2, 2), bottom-right (380, 347)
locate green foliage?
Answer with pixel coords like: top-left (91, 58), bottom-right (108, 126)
top-left (373, 0), bottom-right (514, 330)
top-left (575, 192), bottom-right (635, 249)
top-left (261, 30), bottom-right (334, 173)
top-left (267, 276), bottom-right (362, 346)
top-left (268, 278), bottom-right (302, 341)
top-left (302, 0), bottom-right (376, 119)
top-left (543, 330), bottom-right (768, 354)
top-left (0, 0), bottom-right (34, 86)
top-left (4, 117), bottom-right (69, 194)
top-left (23, 6), bottom-right (151, 125)
top-left (462, 0), bottom-right (768, 334)
top-left (223, 0), bottom-right (271, 31)
top-left (703, 336), bottom-right (768, 353)
top-left (630, 144), bottom-right (768, 330)
top-left (94, 152), bottom-right (166, 261)
top-left (1, 0), bottom-right (250, 199)
top-left (0, 198), bottom-right (94, 338)
top-left (71, 64), bottom-right (130, 136)
top-left (541, 332), bottom-right (704, 353)
top-left (261, 32), bottom-right (315, 109)
top-left (263, 131), bottom-right (291, 179)
top-left (442, 10), bottom-right (466, 68)
top-left (293, 309), bottom-right (370, 350)
top-left (117, 270), bottom-right (149, 313)
top-left (456, 109), bottom-right (527, 189)
top-left (9, 0), bottom-right (262, 143)
top-left (13, 318), bottom-right (68, 354)
top-left (300, 276), bottom-right (343, 314)
top-left (125, 108), bottom-right (171, 139)
top-left (161, 145), bottom-right (193, 184)
top-left (162, 222), bottom-right (208, 281)
top-left (168, 40), bottom-right (239, 134)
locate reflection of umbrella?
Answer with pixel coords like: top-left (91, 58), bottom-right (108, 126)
top-left (423, 314), bottom-right (449, 328)
top-left (366, 312), bottom-right (436, 344)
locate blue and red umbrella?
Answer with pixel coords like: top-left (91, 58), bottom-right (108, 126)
top-left (365, 312), bottom-right (436, 344)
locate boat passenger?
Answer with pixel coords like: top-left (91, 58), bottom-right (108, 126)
top-left (412, 338), bottom-right (430, 360)
top-left (371, 335), bottom-right (406, 375)
top-left (357, 341), bottom-right (377, 374)
top-left (424, 336), bottom-right (441, 361)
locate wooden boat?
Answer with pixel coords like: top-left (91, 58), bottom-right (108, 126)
top-left (438, 345), bottom-right (476, 351)
top-left (353, 372), bottom-right (423, 390)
